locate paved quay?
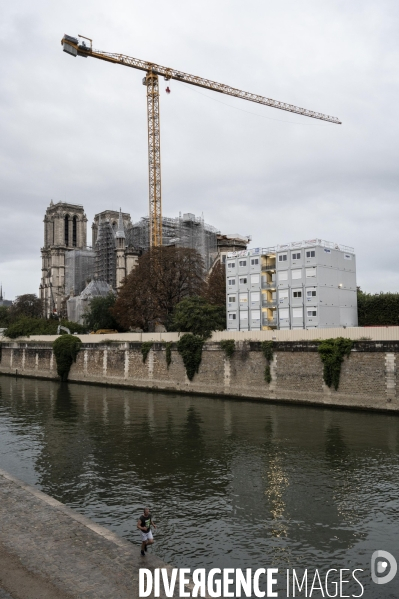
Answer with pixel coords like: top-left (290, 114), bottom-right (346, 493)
top-left (0, 468), bottom-right (177, 599)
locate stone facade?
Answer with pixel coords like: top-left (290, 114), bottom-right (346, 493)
top-left (1, 341), bottom-right (398, 413)
top-left (40, 201), bottom-right (88, 318)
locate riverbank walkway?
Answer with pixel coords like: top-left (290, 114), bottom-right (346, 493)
top-left (0, 468), bottom-right (173, 599)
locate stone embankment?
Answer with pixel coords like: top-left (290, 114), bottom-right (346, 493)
top-left (0, 337), bottom-right (398, 412)
top-left (0, 468), bottom-right (175, 599)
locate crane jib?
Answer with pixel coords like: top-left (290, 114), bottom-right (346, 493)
top-left (61, 36), bottom-right (341, 125)
top-left (61, 34), bottom-right (341, 248)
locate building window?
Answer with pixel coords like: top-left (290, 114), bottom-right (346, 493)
top-left (251, 274), bottom-right (260, 284)
top-left (251, 292), bottom-right (260, 303)
top-left (306, 268), bottom-right (316, 277)
top-left (293, 290), bottom-right (302, 298)
top-left (251, 310), bottom-right (261, 321)
top-left (279, 290), bottom-right (289, 301)
top-left (293, 307), bottom-right (303, 318)
top-left (228, 313), bottom-right (237, 320)
top-left (278, 254), bottom-right (287, 262)
top-left (251, 258), bottom-right (259, 265)
top-left (227, 262), bottom-right (236, 268)
top-left (64, 214), bottom-right (69, 245)
top-left (278, 271), bottom-right (288, 282)
top-left (72, 216), bottom-right (77, 247)
top-left (279, 308), bottom-right (289, 319)
top-left (306, 250), bottom-right (316, 258)
top-left (240, 312), bottom-right (248, 320)
top-left (239, 277), bottom-right (248, 284)
top-left (292, 252), bottom-right (301, 260)
top-left (222, 255), bottom-right (226, 264)
top-left (228, 279), bottom-right (236, 286)
top-left (239, 293), bottom-right (248, 303)
top-left (228, 296), bottom-right (236, 304)
top-left (307, 309), bottom-right (317, 317)
top-left (239, 260), bottom-right (247, 267)
top-left (307, 290), bottom-right (316, 297)
top-left (292, 269), bottom-right (302, 280)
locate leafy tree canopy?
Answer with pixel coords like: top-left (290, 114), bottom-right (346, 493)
top-left (0, 306), bottom-right (10, 327)
top-left (113, 247), bottom-right (205, 331)
top-left (203, 261), bottom-right (226, 307)
top-left (170, 295), bottom-right (226, 339)
top-left (357, 288), bottom-right (399, 326)
top-left (83, 294), bottom-right (119, 332)
top-left (9, 294), bottom-right (43, 320)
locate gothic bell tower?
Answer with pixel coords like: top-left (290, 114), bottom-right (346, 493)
top-left (40, 201), bottom-right (87, 318)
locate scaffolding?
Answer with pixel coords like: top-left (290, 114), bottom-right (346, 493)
top-left (127, 213), bottom-right (219, 271)
top-left (65, 249), bottom-right (96, 296)
top-left (94, 220), bottom-right (116, 288)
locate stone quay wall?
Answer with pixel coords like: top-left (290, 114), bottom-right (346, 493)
top-left (0, 340), bottom-right (398, 413)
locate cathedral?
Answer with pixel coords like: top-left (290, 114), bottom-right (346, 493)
top-left (40, 202), bottom-right (138, 318)
top-left (40, 201), bottom-right (249, 320)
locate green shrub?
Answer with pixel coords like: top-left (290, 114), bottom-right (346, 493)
top-left (164, 342), bottom-right (172, 368)
top-left (220, 339), bottom-right (235, 359)
top-left (141, 341), bottom-right (153, 363)
top-left (317, 337), bottom-right (353, 390)
top-left (261, 341), bottom-right (274, 383)
top-left (177, 334), bottom-right (204, 381)
top-left (52, 335), bottom-right (82, 382)
top-left (4, 317), bottom-right (86, 339)
top-left (170, 296), bottom-right (225, 339)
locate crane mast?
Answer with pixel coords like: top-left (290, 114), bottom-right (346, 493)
top-left (61, 35), bottom-right (342, 247)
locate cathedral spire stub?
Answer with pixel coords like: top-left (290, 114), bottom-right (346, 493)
top-left (115, 208), bottom-right (125, 239)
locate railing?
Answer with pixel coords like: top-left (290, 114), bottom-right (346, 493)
top-left (261, 282), bottom-right (276, 289)
top-left (262, 300), bottom-right (277, 308)
top-left (227, 239), bottom-right (354, 259)
top-left (263, 317), bottom-right (277, 325)
top-left (261, 262), bottom-right (276, 270)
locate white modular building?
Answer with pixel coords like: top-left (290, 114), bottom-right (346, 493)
top-left (226, 239), bottom-right (358, 331)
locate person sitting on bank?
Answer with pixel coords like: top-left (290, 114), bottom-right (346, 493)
top-left (137, 507), bottom-right (156, 556)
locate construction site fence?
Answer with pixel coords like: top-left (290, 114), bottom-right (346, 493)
top-left (3, 327), bottom-right (399, 344)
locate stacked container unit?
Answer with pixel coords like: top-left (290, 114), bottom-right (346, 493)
top-left (226, 240), bottom-right (358, 331)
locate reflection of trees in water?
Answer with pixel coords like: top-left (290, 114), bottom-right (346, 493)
top-left (53, 383), bottom-right (79, 421)
top-left (325, 425), bottom-right (349, 464)
top-left (35, 384), bottom-right (94, 502)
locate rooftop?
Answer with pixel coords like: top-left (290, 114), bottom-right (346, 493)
top-left (227, 238), bottom-right (355, 258)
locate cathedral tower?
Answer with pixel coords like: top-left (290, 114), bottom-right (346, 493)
top-left (40, 201), bottom-right (87, 317)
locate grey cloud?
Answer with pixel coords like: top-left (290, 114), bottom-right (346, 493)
top-left (1, 0), bottom-right (399, 298)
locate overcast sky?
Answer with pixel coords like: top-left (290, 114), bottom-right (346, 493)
top-left (1, 0), bottom-right (398, 300)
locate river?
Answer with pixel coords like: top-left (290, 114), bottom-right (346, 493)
top-left (0, 375), bottom-right (398, 597)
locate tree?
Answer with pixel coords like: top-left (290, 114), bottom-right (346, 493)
top-left (112, 247), bottom-right (205, 331)
top-left (357, 288), bottom-right (399, 326)
top-left (83, 294), bottom-right (119, 331)
top-left (170, 296), bottom-right (226, 339)
top-left (203, 261), bottom-right (226, 306)
top-left (0, 306), bottom-right (10, 327)
top-left (9, 294), bottom-right (43, 320)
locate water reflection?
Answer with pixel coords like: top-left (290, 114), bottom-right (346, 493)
top-left (0, 376), bottom-right (399, 596)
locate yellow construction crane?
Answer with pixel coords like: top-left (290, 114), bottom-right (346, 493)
top-left (61, 34), bottom-right (341, 247)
